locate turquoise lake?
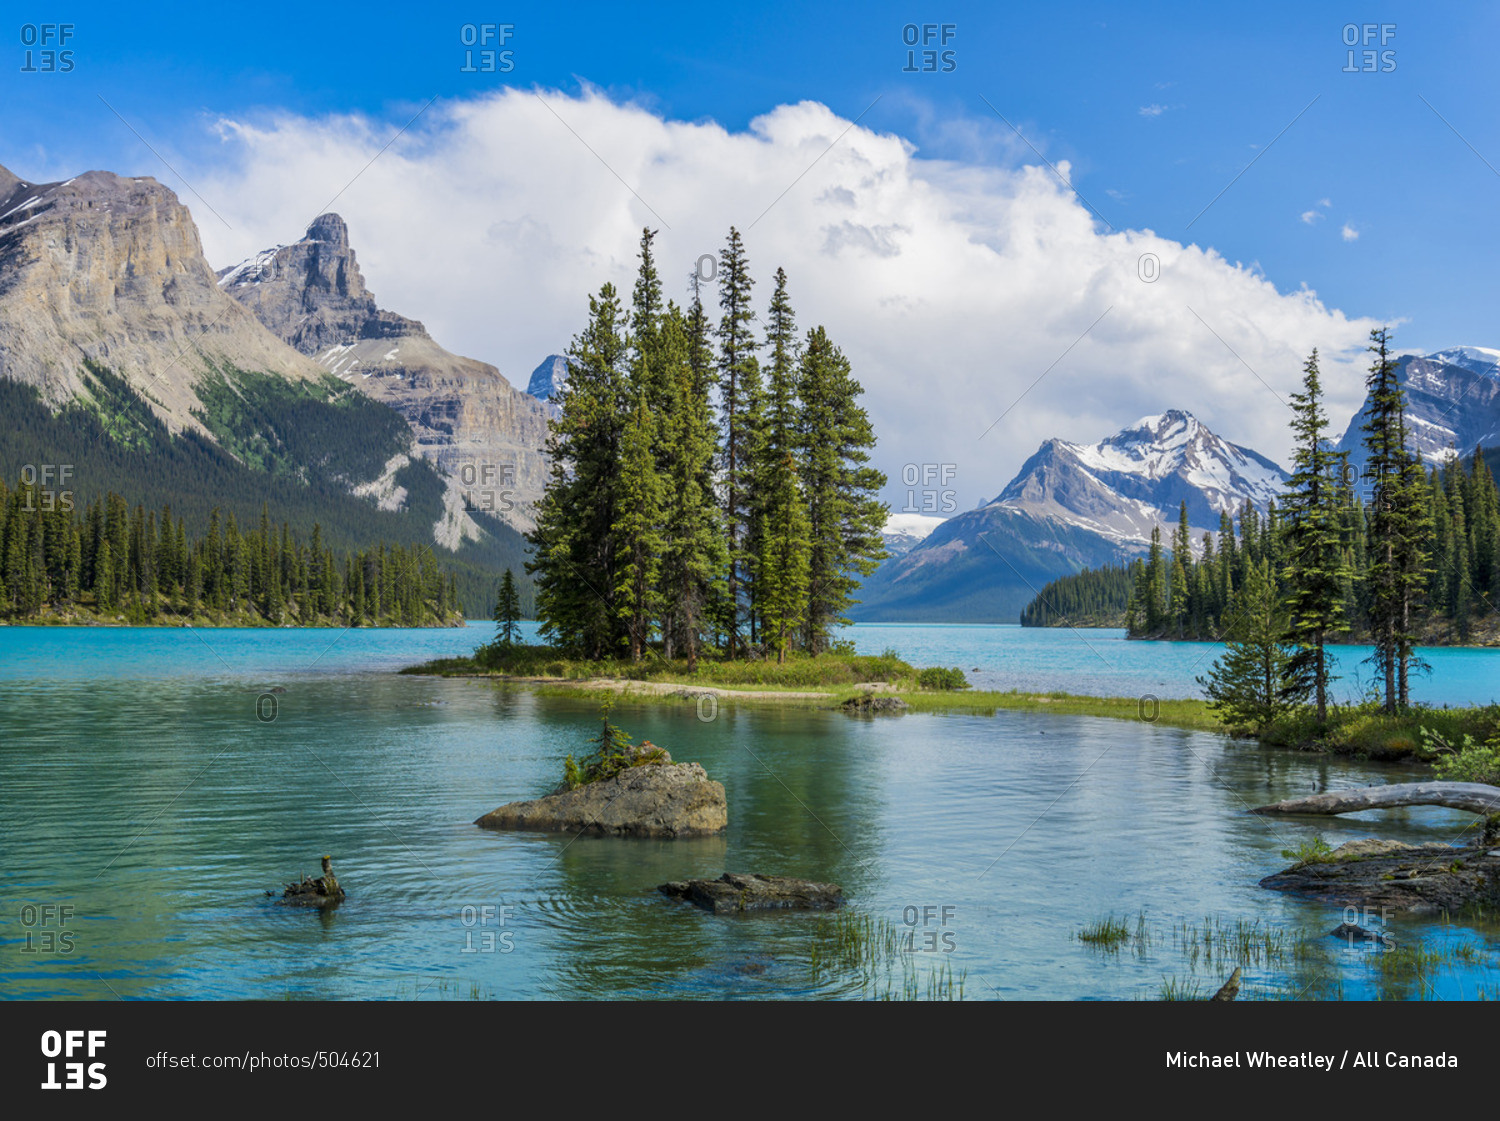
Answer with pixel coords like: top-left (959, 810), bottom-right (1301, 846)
top-left (2, 622), bottom-right (1498, 1000)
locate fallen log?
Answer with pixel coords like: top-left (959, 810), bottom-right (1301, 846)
top-left (1253, 782), bottom-right (1500, 819)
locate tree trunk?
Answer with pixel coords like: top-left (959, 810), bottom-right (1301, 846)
top-left (1254, 782), bottom-right (1500, 818)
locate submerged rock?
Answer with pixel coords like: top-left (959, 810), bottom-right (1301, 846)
top-left (840, 695), bottom-right (909, 715)
top-left (659, 872), bottom-right (844, 914)
top-left (1259, 839), bottom-right (1500, 915)
top-left (476, 760), bottom-right (726, 838)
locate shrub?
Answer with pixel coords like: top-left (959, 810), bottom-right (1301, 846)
top-left (917, 666), bottom-right (970, 691)
top-left (1421, 727), bottom-right (1500, 786)
top-left (560, 701), bottom-right (668, 790)
top-left (1281, 836), bottom-right (1336, 865)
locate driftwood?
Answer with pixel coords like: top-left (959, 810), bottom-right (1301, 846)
top-left (1253, 782), bottom-right (1500, 820)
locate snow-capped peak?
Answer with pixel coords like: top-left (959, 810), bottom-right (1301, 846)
top-left (989, 410), bottom-right (1288, 547)
top-left (1423, 346), bottom-right (1500, 379)
top-left (884, 513), bottom-right (947, 539)
top-left (217, 245), bottom-right (285, 288)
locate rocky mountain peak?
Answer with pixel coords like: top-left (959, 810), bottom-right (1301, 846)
top-left (217, 212), bottom-right (424, 354)
top-left (0, 163), bottom-right (322, 426)
top-left (305, 212), bottom-right (350, 248)
top-left (991, 411), bottom-right (1286, 544)
top-left (1336, 348), bottom-right (1500, 469)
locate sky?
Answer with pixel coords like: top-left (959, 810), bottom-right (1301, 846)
top-left (4, 0), bottom-right (1497, 511)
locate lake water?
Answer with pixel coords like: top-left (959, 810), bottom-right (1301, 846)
top-left (2, 622), bottom-right (1498, 1001)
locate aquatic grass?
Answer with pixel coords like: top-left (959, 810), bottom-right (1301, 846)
top-left (1075, 915), bottom-right (1132, 951)
top-left (807, 912), bottom-right (967, 1001)
top-left (1158, 976), bottom-right (1204, 1001)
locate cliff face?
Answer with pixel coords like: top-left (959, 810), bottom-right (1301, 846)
top-left (0, 164), bottom-right (323, 433)
top-left (219, 214), bottom-right (550, 530)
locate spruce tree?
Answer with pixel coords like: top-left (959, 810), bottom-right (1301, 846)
top-left (1197, 559), bottom-right (1307, 734)
top-left (657, 306), bottom-right (728, 670)
top-left (527, 283), bottom-right (629, 656)
top-left (795, 325), bottom-right (887, 651)
top-left (494, 568), bottom-right (522, 645)
top-left (752, 266), bottom-right (810, 655)
top-left (1361, 328), bottom-right (1430, 711)
top-left (612, 381), bottom-right (666, 661)
top-left (1281, 349), bottom-right (1348, 722)
top-left (715, 227), bottom-right (763, 656)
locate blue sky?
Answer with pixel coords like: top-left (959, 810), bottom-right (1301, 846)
top-left (5, 1), bottom-right (1498, 497)
top-left (7, 1), bottom-right (1496, 350)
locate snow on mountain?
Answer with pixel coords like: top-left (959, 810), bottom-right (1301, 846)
top-left (1422, 346), bottom-right (1500, 380)
top-left (990, 409), bottom-right (1287, 545)
top-left (1336, 348), bottom-right (1500, 469)
top-left (881, 512), bottom-right (947, 558)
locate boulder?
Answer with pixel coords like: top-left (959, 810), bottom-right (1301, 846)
top-left (840, 695), bottom-right (910, 715)
top-left (659, 872), bottom-right (844, 914)
top-left (1260, 840), bottom-right (1500, 915)
top-left (476, 761), bottom-right (726, 838)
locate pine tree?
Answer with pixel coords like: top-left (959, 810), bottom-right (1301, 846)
top-left (1197, 559), bottom-right (1308, 734)
top-left (1361, 328), bottom-right (1430, 711)
top-left (751, 266), bottom-right (809, 656)
top-left (527, 283), bottom-right (629, 656)
top-left (715, 226), bottom-right (763, 656)
top-left (795, 325), bottom-right (887, 651)
top-left (1281, 349), bottom-right (1349, 722)
top-left (493, 568), bottom-right (522, 645)
top-left (657, 306), bottom-right (728, 670)
top-left (612, 381), bottom-right (665, 661)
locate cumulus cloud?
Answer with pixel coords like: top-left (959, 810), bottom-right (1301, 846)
top-left (1138, 104), bottom-right (1167, 117)
top-left (1342, 223), bottom-right (1359, 241)
top-left (187, 88), bottom-right (1380, 509)
top-left (1300, 210), bottom-right (1322, 224)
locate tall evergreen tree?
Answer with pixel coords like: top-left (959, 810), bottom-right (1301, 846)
top-left (1361, 328), bottom-right (1430, 711)
top-left (1281, 349), bottom-right (1349, 722)
top-left (612, 382), bottom-right (666, 661)
top-left (795, 325), bottom-right (887, 651)
top-left (657, 307), bottom-right (728, 670)
top-left (715, 226), bottom-right (763, 656)
top-left (526, 283), bottom-right (629, 656)
top-left (493, 567), bottom-right (522, 645)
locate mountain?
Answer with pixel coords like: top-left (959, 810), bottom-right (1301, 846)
top-left (1334, 347), bottom-right (1500, 471)
top-left (0, 165), bottom-right (326, 431)
top-left (0, 162), bottom-right (529, 615)
top-left (881, 513), bottom-right (947, 558)
top-left (525, 353), bottom-right (573, 419)
top-left (218, 214), bottom-right (552, 532)
top-left (851, 411), bottom-right (1289, 622)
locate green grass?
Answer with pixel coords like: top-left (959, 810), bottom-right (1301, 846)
top-left (1260, 702), bottom-right (1500, 760)
top-left (402, 643), bottom-right (917, 689)
top-left (899, 689), bottom-right (1224, 732)
top-left (1280, 836), bottom-right (1337, 867)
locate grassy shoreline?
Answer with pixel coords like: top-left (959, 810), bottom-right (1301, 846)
top-left (403, 644), bottom-right (1498, 762)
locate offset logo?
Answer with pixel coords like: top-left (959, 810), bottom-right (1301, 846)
top-left (19, 23), bottom-right (74, 73)
top-left (40, 1030), bottom-right (106, 1090)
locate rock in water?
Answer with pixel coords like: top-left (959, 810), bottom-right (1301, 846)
top-left (279, 855), bottom-right (346, 907)
top-left (659, 873), bottom-right (844, 914)
top-left (840, 695), bottom-right (910, 715)
top-left (475, 762), bottom-right (726, 838)
top-left (1260, 840), bottom-right (1500, 915)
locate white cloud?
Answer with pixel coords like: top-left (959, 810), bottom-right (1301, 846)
top-left (1138, 104), bottom-right (1167, 117)
top-left (1317, 197), bottom-right (1331, 208)
top-left (187, 88), bottom-right (1380, 508)
top-left (1300, 210), bottom-right (1322, 224)
top-left (1342, 223), bottom-right (1359, 241)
